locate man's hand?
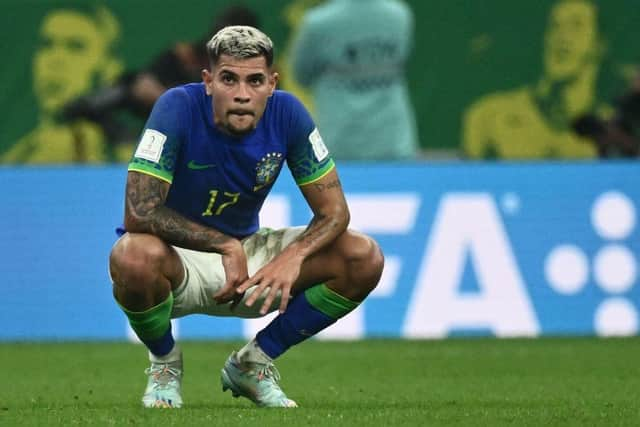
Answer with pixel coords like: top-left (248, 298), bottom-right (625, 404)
top-left (212, 240), bottom-right (249, 306)
top-left (236, 251), bottom-right (305, 315)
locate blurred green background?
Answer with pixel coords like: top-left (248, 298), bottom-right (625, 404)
top-left (1, 0), bottom-right (638, 159)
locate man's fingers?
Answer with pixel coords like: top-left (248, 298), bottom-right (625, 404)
top-left (278, 287), bottom-right (291, 314)
top-left (244, 286), bottom-right (261, 307)
top-left (212, 287), bottom-right (226, 300)
top-left (244, 278), bottom-right (270, 307)
top-left (213, 280), bottom-right (238, 303)
top-left (237, 275), bottom-right (259, 294)
top-left (212, 291), bottom-right (226, 303)
top-left (229, 291), bottom-right (245, 311)
top-left (260, 285), bottom-right (280, 315)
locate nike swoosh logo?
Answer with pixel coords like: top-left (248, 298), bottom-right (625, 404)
top-left (187, 160), bottom-right (216, 170)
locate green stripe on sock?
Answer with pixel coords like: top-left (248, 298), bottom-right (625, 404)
top-left (118, 294), bottom-right (173, 340)
top-left (304, 284), bottom-right (359, 319)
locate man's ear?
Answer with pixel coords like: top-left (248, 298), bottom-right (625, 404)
top-left (270, 72), bottom-right (279, 96)
top-left (202, 69), bottom-right (213, 95)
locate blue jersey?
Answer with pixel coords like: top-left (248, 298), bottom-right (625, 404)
top-left (126, 83), bottom-right (334, 238)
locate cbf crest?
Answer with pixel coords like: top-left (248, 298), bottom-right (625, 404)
top-left (254, 152), bottom-right (283, 191)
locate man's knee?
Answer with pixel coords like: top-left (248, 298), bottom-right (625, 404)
top-left (337, 230), bottom-right (384, 295)
top-left (109, 234), bottom-right (175, 306)
top-left (110, 234), bottom-right (167, 281)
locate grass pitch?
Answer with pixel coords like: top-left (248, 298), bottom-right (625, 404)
top-left (1, 338), bottom-right (639, 426)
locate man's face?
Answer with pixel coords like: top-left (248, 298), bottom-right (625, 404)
top-left (544, 0), bottom-right (599, 81)
top-left (34, 11), bottom-right (107, 113)
top-left (203, 54), bottom-right (278, 136)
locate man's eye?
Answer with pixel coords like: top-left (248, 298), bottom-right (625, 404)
top-left (39, 35), bottom-right (53, 50)
top-left (222, 75), bottom-right (235, 84)
top-left (250, 77), bottom-right (264, 85)
top-left (66, 37), bottom-right (88, 54)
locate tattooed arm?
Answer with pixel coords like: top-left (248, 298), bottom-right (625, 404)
top-left (124, 171), bottom-right (247, 304)
top-left (124, 171), bottom-right (237, 253)
top-left (288, 166), bottom-right (350, 259)
top-left (237, 167), bottom-right (350, 314)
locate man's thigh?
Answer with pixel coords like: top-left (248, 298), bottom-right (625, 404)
top-left (171, 227), bottom-right (305, 319)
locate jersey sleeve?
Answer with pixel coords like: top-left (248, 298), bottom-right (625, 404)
top-left (284, 93), bottom-right (335, 186)
top-left (127, 87), bottom-right (190, 183)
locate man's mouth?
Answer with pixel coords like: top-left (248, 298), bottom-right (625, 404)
top-left (228, 110), bottom-right (254, 117)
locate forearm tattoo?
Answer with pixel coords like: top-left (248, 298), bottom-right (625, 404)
top-left (297, 214), bottom-right (340, 250)
top-left (126, 173), bottom-right (232, 252)
top-left (296, 178), bottom-right (346, 253)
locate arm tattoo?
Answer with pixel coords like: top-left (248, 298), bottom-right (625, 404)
top-left (126, 173), bottom-right (232, 252)
top-left (313, 179), bottom-right (341, 193)
top-left (296, 214), bottom-right (339, 249)
top-left (294, 201), bottom-right (348, 257)
top-left (293, 176), bottom-right (349, 256)
top-left (127, 173), bottom-right (167, 217)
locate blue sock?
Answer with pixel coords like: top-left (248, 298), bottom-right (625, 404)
top-left (256, 284), bottom-right (359, 359)
top-left (142, 323), bottom-right (175, 357)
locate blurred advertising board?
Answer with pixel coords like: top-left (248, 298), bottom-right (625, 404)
top-left (2, 161), bottom-right (639, 340)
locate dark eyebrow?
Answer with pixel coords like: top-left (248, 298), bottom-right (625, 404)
top-left (218, 69), bottom-right (239, 77)
top-left (247, 73), bottom-right (266, 80)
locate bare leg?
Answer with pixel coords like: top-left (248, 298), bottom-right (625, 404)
top-left (109, 233), bottom-right (184, 311)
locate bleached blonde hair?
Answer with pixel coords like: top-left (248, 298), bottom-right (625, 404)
top-left (206, 25), bottom-right (274, 67)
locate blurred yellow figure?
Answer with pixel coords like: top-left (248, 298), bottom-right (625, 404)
top-left (463, 0), bottom-right (604, 160)
top-left (3, 7), bottom-right (124, 164)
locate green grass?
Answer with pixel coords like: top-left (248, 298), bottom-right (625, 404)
top-left (1, 338), bottom-right (640, 426)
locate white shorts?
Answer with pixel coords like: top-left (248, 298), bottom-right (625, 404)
top-left (171, 227), bottom-right (305, 319)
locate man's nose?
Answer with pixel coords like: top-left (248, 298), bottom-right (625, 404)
top-left (234, 83), bottom-right (250, 103)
